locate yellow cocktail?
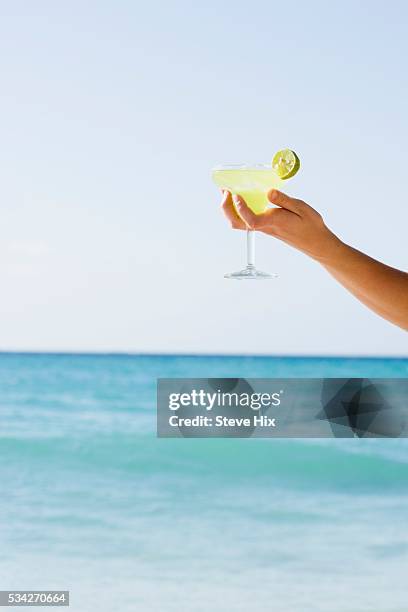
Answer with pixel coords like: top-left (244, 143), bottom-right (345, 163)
top-left (213, 153), bottom-right (300, 280)
top-left (212, 164), bottom-right (283, 214)
top-left (212, 163), bottom-right (282, 279)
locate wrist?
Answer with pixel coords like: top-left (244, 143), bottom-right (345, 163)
top-left (311, 229), bottom-right (348, 266)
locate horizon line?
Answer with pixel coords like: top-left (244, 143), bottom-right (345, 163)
top-left (0, 350), bottom-right (406, 360)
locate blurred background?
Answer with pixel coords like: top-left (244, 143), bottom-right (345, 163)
top-left (0, 2), bottom-right (407, 611)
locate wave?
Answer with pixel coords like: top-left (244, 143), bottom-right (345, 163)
top-left (2, 434), bottom-right (408, 492)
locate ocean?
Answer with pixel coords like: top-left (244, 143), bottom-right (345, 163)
top-left (0, 353), bottom-right (407, 612)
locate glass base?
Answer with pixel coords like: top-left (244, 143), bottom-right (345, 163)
top-left (224, 265), bottom-right (277, 280)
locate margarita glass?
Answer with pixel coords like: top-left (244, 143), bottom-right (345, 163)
top-left (212, 163), bottom-right (283, 279)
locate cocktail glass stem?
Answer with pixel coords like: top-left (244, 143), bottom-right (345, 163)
top-left (246, 230), bottom-right (255, 269)
top-left (223, 226), bottom-right (277, 280)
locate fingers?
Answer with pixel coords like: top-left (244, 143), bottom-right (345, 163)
top-left (221, 190), bottom-right (246, 229)
top-left (232, 194), bottom-right (261, 229)
top-left (232, 194), bottom-right (279, 230)
top-left (222, 192), bottom-right (289, 232)
top-left (267, 189), bottom-right (306, 216)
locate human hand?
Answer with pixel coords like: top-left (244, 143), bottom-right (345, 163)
top-left (221, 189), bottom-right (342, 262)
top-left (221, 190), bottom-right (408, 330)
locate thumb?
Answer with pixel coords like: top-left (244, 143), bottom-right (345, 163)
top-left (267, 189), bottom-right (303, 216)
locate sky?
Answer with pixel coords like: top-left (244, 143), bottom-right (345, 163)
top-left (0, 0), bottom-right (406, 355)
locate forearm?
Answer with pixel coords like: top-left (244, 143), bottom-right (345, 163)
top-left (315, 237), bottom-right (408, 330)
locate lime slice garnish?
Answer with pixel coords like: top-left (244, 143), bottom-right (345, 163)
top-left (272, 149), bottom-right (300, 179)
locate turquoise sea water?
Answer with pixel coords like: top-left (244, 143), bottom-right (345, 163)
top-left (0, 353), bottom-right (407, 612)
